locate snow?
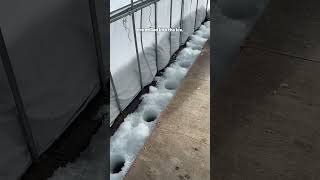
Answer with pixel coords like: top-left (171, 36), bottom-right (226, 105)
top-left (49, 124), bottom-right (108, 180)
top-left (110, 21), bottom-right (210, 180)
top-left (46, 2), bottom-right (210, 180)
top-left (110, 0), bottom-right (209, 125)
top-left (48, 19), bottom-right (209, 180)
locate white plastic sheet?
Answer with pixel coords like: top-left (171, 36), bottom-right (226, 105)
top-left (110, 0), bottom-right (209, 125)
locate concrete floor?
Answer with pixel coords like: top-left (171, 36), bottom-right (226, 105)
top-left (125, 42), bottom-right (210, 180)
top-left (213, 0), bottom-right (320, 179)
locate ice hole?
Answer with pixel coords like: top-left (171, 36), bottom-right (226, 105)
top-left (143, 109), bottom-right (158, 122)
top-left (179, 61), bottom-right (192, 68)
top-left (110, 155), bottom-right (125, 174)
top-left (165, 80), bottom-right (179, 90)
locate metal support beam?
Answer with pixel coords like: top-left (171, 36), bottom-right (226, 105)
top-left (205, 0), bottom-right (209, 18)
top-left (169, 0), bottom-right (173, 56)
top-left (179, 0), bottom-right (185, 45)
top-left (89, 0), bottom-right (108, 96)
top-left (131, 0), bottom-right (144, 90)
top-left (194, 0), bottom-right (199, 30)
top-left (111, 0), bottom-right (160, 23)
top-left (110, 72), bottom-right (123, 112)
top-left (0, 28), bottom-right (39, 161)
top-left (154, 2), bottom-right (159, 72)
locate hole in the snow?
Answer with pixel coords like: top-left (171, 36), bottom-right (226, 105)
top-left (111, 155), bottom-right (125, 174)
top-left (165, 80), bottom-right (179, 90)
top-left (143, 109), bottom-right (158, 122)
top-left (179, 61), bottom-right (192, 68)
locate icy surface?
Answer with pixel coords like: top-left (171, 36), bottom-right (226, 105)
top-left (110, 21), bottom-right (210, 180)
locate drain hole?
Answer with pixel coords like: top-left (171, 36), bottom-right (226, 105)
top-left (143, 109), bottom-right (158, 122)
top-left (165, 80), bottom-right (179, 90)
top-left (111, 156), bottom-right (125, 174)
top-left (179, 61), bottom-right (191, 68)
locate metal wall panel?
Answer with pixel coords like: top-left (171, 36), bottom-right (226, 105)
top-left (0, 0), bottom-right (100, 179)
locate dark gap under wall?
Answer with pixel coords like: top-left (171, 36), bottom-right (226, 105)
top-left (22, 90), bottom-right (106, 180)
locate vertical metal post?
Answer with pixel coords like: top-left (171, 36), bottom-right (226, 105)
top-left (205, 0), bottom-right (209, 18)
top-left (131, 0), bottom-right (144, 90)
top-left (140, 9), bottom-right (154, 77)
top-left (110, 72), bottom-right (122, 113)
top-left (154, 2), bottom-right (159, 72)
top-left (140, 9), bottom-right (144, 50)
top-left (194, 0), bottom-right (199, 30)
top-left (169, 0), bottom-right (173, 56)
top-left (0, 28), bottom-right (39, 161)
top-left (89, 0), bottom-right (108, 96)
top-left (179, 0), bottom-right (185, 45)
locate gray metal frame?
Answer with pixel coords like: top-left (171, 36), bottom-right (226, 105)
top-left (179, 0), bottom-right (185, 45)
top-left (110, 73), bottom-right (123, 112)
top-left (131, 0), bottom-right (144, 90)
top-left (194, 0), bottom-right (199, 30)
top-left (205, 0), bottom-right (209, 18)
top-left (0, 28), bottom-right (39, 161)
top-left (169, 0), bottom-right (173, 56)
top-left (111, 0), bottom-right (160, 23)
top-left (0, 0), bottom-right (111, 163)
top-left (155, 2), bottom-right (159, 71)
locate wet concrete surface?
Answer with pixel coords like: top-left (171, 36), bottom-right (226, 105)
top-left (247, 0), bottom-right (320, 62)
top-left (212, 0), bottom-right (269, 84)
top-left (124, 42), bottom-right (210, 180)
top-left (213, 0), bottom-right (320, 179)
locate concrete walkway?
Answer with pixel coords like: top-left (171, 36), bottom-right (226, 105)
top-left (213, 0), bottom-right (320, 179)
top-left (125, 42), bottom-right (210, 180)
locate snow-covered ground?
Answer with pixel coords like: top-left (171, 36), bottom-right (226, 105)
top-left (110, 21), bottom-right (210, 180)
top-left (49, 124), bottom-right (108, 180)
